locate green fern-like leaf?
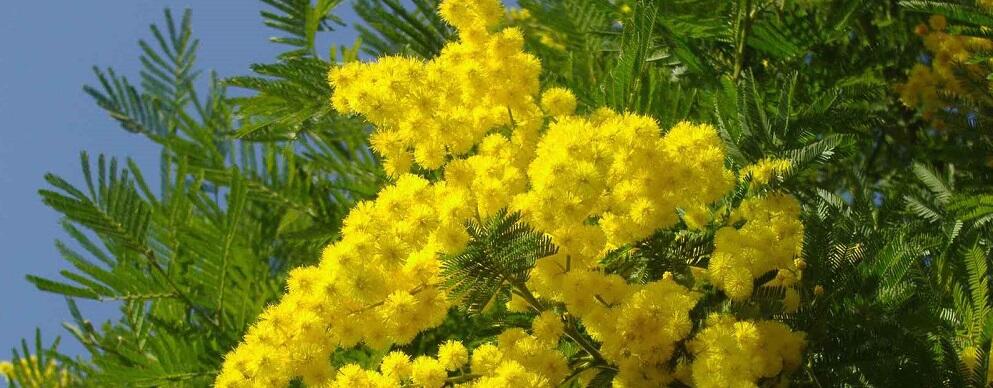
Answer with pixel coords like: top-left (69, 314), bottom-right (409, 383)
top-left (353, 0), bottom-right (452, 58)
top-left (261, 0), bottom-right (346, 57)
top-left (441, 210), bottom-right (557, 314)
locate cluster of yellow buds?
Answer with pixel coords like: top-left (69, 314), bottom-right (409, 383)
top-left (708, 194), bottom-right (805, 306)
top-left (0, 356), bottom-right (73, 388)
top-left (515, 116), bottom-right (733, 268)
top-left (216, 0), bottom-right (810, 387)
top-left (682, 315), bottom-right (806, 388)
top-left (469, 328), bottom-right (569, 387)
top-left (898, 15), bottom-right (993, 124)
top-left (740, 158), bottom-right (792, 186)
top-left (329, 0), bottom-right (539, 176)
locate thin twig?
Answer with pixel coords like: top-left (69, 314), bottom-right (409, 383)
top-left (142, 248), bottom-right (221, 330)
top-left (733, 0), bottom-right (754, 81)
top-left (446, 373), bottom-right (482, 384)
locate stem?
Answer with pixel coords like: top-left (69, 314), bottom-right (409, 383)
top-left (561, 316), bottom-right (610, 367)
top-left (447, 373), bottom-right (482, 384)
top-left (733, 0), bottom-right (754, 80)
top-left (347, 283), bottom-right (435, 316)
top-left (562, 360), bottom-right (596, 384)
top-left (805, 362), bottom-right (824, 388)
top-left (216, 237), bottom-right (233, 327)
top-left (132, 370), bottom-right (218, 384)
top-left (594, 295), bottom-right (615, 308)
top-left (143, 248), bottom-right (221, 330)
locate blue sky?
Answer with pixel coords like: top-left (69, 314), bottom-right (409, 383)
top-left (0, 0), bottom-right (359, 362)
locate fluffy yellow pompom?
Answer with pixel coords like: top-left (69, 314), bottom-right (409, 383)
top-left (0, 361), bottom-right (12, 383)
top-left (740, 158), bottom-right (791, 185)
top-left (531, 311), bottom-right (565, 343)
top-left (540, 87), bottom-right (577, 117)
top-left (688, 315), bottom-right (806, 388)
top-left (380, 351), bottom-right (412, 380)
top-left (470, 344), bottom-right (504, 375)
top-left (437, 340), bottom-right (469, 371)
top-left (411, 356), bottom-right (447, 388)
top-left (707, 193), bottom-right (804, 301)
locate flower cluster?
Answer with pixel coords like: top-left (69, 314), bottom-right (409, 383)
top-left (597, 277), bottom-right (701, 386)
top-left (0, 356), bottom-right (73, 388)
top-left (740, 158), bottom-right (791, 186)
top-left (707, 194), bottom-right (805, 304)
top-left (217, 175), bottom-right (469, 387)
top-left (523, 269), bottom-right (702, 386)
top-left (328, 0), bottom-right (539, 176)
top-left (330, 341), bottom-right (468, 388)
top-left (470, 328), bottom-right (569, 387)
top-left (684, 315), bottom-right (806, 388)
top-left (320, 332), bottom-right (568, 388)
top-left (217, 0), bottom-right (809, 387)
top-left (515, 115), bottom-right (733, 267)
top-left (898, 15), bottom-right (993, 123)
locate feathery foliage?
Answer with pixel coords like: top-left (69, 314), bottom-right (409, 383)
top-left (442, 210), bottom-right (556, 314)
top-left (7, 0), bottom-right (993, 387)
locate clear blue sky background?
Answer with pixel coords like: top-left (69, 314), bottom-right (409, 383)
top-left (0, 0), bottom-right (360, 364)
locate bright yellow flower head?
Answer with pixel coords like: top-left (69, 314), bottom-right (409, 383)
top-left (682, 205), bottom-right (711, 230)
top-left (437, 340), bottom-right (470, 371)
top-left (0, 361), bottom-right (12, 380)
top-left (470, 343), bottom-right (505, 375)
top-left (688, 315), bottom-right (806, 388)
top-left (329, 364), bottom-right (393, 388)
top-left (411, 356), bottom-right (448, 388)
top-left (741, 158), bottom-right (792, 185)
top-left (708, 193), bottom-right (804, 301)
top-left (899, 13), bottom-right (993, 122)
top-left (300, 354), bottom-right (336, 386)
top-left (329, 0), bottom-right (540, 177)
top-left (0, 357), bottom-right (74, 388)
top-left (531, 310), bottom-right (564, 343)
top-left (380, 351), bottom-right (412, 380)
top-left (540, 87), bottom-right (577, 117)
